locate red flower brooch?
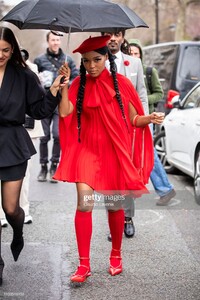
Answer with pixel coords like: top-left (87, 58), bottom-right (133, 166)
top-left (124, 60), bottom-right (130, 66)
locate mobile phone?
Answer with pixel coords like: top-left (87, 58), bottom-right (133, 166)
top-left (60, 76), bottom-right (66, 84)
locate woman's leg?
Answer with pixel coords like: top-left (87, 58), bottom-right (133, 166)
top-left (107, 196), bottom-right (124, 275)
top-left (0, 199), bottom-right (4, 285)
top-left (71, 183), bottom-right (94, 282)
top-left (1, 179), bottom-right (25, 261)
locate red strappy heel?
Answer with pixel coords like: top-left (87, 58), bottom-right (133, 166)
top-left (70, 257), bottom-right (91, 283)
top-left (109, 249), bottom-right (122, 276)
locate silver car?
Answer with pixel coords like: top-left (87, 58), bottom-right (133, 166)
top-left (154, 82), bottom-right (200, 204)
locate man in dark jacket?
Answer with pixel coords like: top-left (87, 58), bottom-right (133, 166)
top-left (34, 31), bottom-right (79, 183)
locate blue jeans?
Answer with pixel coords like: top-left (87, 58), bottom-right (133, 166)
top-left (124, 125), bottom-right (173, 218)
top-left (150, 148), bottom-right (173, 197)
top-left (149, 123), bottom-right (173, 197)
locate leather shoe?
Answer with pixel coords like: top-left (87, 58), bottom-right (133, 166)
top-left (107, 233), bottom-right (112, 242)
top-left (124, 217), bottom-right (135, 238)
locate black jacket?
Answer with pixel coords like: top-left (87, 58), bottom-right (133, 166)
top-left (0, 62), bottom-right (60, 167)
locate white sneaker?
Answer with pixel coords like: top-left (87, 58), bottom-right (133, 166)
top-left (1, 219), bottom-right (8, 227)
top-left (24, 215), bottom-right (33, 224)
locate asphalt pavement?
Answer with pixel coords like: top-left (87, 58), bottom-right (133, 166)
top-left (1, 141), bottom-right (200, 300)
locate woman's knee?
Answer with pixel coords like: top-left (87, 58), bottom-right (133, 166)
top-left (76, 182), bottom-right (94, 212)
top-left (3, 205), bottom-right (19, 217)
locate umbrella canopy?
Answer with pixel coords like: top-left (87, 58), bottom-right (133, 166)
top-left (1, 0), bottom-right (148, 33)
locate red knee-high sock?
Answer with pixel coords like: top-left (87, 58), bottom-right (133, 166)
top-left (108, 209), bottom-right (124, 259)
top-left (74, 210), bottom-right (92, 268)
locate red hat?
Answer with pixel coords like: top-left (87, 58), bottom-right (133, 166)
top-left (73, 35), bottom-right (110, 54)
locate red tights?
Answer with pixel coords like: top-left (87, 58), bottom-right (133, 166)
top-left (74, 209), bottom-right (124, 268)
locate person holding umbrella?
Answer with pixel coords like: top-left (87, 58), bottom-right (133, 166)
top-left (54, 35), bottom-right (164, 283)
top-left (0, 26), bottom-right (67, 285)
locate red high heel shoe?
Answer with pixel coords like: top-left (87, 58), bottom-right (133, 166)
top-left (70, 257), bottom-right (91, 283)
top-left (109, 249), bottom-right (122, 276)
top-left (70, 265), bottom-right (91, 283)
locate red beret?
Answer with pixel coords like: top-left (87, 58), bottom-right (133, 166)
top-left (73, 35), bottom-right (110, 54)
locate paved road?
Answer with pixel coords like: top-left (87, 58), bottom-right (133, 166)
top-left (1, 142), bottom-right (200, 300)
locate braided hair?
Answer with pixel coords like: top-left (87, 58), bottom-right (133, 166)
top-left (76, 59), bottom-right (86, 142)
top-left (76, 49), bottom-right (129, 142)
top-left (108, 50), bottom-right (129, 131)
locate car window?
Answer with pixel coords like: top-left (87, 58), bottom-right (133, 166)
top-left (180, 46), bottom-right (200, 81)
top-left (143, 45), bottom-right (178, 99)
top-left (184, 85), bottom-right (200, 108)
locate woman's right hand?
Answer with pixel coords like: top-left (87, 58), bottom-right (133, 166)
top-left (149, 112), bottom-right (165, 124)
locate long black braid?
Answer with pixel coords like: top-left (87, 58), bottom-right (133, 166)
top-left (108, 50), bottom-right (129, 131)
top-left (76, 59), bottom-right (86, 142)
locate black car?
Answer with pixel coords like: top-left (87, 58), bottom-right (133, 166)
top-left (143, 41), bottom-right (200, 113)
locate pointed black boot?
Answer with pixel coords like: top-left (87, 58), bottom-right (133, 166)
top-left (10, 236), bottom-right (24, 262)
top-left (0, 257), bottom-right (4, 285)
top-left (6, 208), bottom-right (25, 262)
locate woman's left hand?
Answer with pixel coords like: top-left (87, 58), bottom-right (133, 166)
top-left (149, 112), bottom-right (165, 124)
top-left (50, 75), bottom-right (69, 96)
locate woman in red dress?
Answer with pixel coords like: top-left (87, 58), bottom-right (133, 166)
top-left (54, 35), bottom-right (164, 283)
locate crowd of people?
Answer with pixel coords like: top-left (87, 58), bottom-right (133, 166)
top-left (0, 26), bottom-right (176, 286)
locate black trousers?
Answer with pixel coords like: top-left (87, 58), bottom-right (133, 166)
top-left (39, 110), bottom-right (60, 165)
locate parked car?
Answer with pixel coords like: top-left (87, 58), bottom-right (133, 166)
top-left (154, 82), bottom-right (200, 204)
top-left (143, 41), bottom-right (200, 114)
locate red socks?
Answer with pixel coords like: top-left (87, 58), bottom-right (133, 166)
top-left (74, 209), bottom-right (124, 272)
top-left (74, 210), bottom-right (92, 268)
top-left (108, 209), bottom-right (124, 263)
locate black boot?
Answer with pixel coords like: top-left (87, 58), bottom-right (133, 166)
top-left (49, 162), bottom-right (58, 183)
top-left (0, 257), bottom-right (4, 286)
top-left (0, 225), bottom-right (4, 285)
top-left (6, 208), bottom-right (25, 262)
top-left (37, 164), bottom-right (48, 182)
top-left (10, 236), bottom-right (24, 262)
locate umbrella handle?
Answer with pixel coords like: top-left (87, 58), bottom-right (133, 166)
top-left (65, 27), bottom-right (71, 62)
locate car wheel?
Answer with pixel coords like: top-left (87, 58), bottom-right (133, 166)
top-left (154, 131), bottom-right (176, 173)
top-left (194, 148), bottom-right (200, 205)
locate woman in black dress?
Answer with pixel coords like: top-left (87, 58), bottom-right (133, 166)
top-left (0, 26), bottom-right (67, 285)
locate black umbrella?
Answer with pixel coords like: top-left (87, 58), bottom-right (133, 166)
top-left (1, 0), bottom-right (148, 33)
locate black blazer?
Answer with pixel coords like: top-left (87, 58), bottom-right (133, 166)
top-left (0, 62), bottom-right (59, 167)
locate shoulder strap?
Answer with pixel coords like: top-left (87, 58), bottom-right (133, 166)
top-left (146, 67), bottom-right (153, 94)
top-left (46, 54), bottom-right (64, 70)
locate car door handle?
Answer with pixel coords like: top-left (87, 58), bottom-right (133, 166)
top-left (196, 121), bottom-right (200, 126)
top-left (167, 117), bottom-right (174, 122)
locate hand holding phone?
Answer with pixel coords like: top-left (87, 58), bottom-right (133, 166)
top-left (60, 76), bottom-right (66, 84)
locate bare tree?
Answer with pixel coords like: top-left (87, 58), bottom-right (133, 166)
top-left (175, 0), bottom-right (200, 40)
